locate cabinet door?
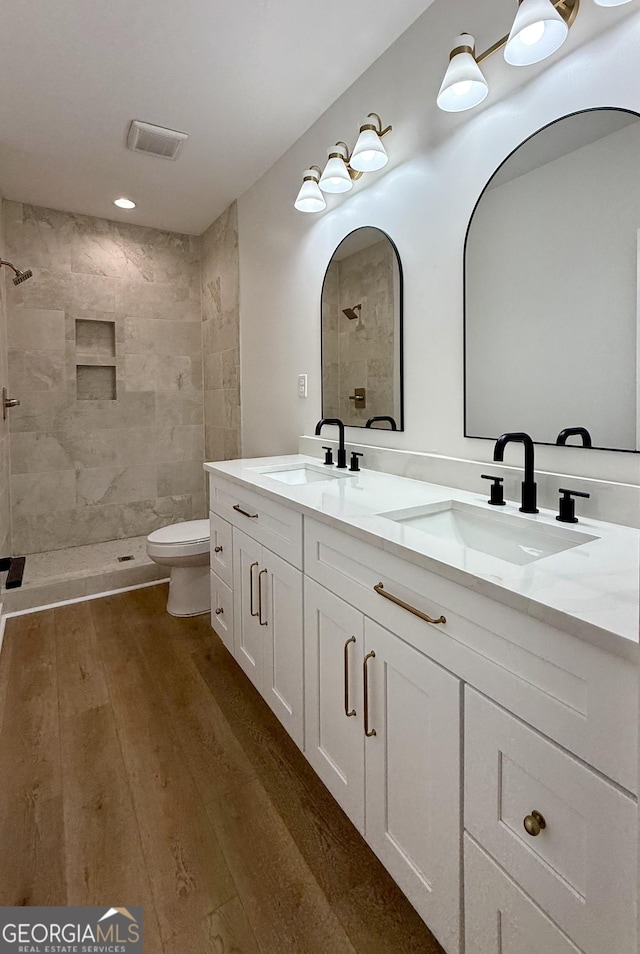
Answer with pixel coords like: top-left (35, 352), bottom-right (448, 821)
top-left (304, 578), bottom-right (365, 832)
top-left (232, 527), bottom-right (263, 693)
top-left (464, 835), bottom-right (582, 954)
top-left (364, 618), bottom-right (462, 954)
top-left (261, 549), bottom-right (304, 749)
top-left (210, 511), bottom-right (233, 588)
top-left (210, 570), bottom-right (234, 653)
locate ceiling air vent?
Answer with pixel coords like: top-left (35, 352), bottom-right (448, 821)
top-left (127, 120), bottom-right (188, 160)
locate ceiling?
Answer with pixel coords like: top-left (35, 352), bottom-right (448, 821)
top-left (0, 0), bottom-right (435, 235)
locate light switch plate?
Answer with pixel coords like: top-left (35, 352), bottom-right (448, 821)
top-left (298, 373), bottom-right (308, 398)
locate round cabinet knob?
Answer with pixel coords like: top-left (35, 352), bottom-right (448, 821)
top-left (215, 607), bottom-right (224, 615)
top-left (523, 810), bottom-right (546, 837)
top-left (214, 545), bottom-right (223, 553)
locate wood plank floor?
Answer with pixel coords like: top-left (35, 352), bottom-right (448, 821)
top-left (0, 583), bottom-right (445, 954)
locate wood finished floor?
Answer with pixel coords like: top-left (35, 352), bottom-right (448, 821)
top-left (0, 583), bottom-right (445, 954)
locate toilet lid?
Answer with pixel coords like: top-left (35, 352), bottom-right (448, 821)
top-left (147, 519), bottom-right (210, 545)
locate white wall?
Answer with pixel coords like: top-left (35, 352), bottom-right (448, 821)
top-left (237, 0), bottom-right (640, 486)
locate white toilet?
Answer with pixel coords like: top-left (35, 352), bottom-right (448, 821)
top-left (146, 519), bottom-right (211, 617)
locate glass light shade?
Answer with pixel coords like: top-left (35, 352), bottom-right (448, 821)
top-left (593, 0), bottom-right (634, 5)
top-left (294, 170), bottom-right (326, 213)
top-left (437, 34), bottom-right (489, 112)
top-left (319, 146), bottom-right (353, 193)
top-left (504, 0), bottom-right (569, 65)
top-left (350, 126), bottom-right (388, 171)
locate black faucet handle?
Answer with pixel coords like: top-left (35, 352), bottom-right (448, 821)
top-left (349, 452), bottom-right (364, 473)
top-left (322, 446), bottom-right (334, 465)
top-left (556, 488), bottom-right (590, 524)
top-left (481, 474), bottom-right (506, 506)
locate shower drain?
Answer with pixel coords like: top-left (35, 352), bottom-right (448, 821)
top-left (118, 555), bottom-right (135, 562)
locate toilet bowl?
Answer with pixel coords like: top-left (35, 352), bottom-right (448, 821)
top-left (146, 519), bottom-right (210, 617)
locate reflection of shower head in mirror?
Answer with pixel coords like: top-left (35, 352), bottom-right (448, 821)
top-left (0, 259), bottom-right (34, 285)
top-left (342, 304), bottom-right (361, 321)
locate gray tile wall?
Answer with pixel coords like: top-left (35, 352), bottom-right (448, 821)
top-left (3, 202), bottom-right (207, 554)
top-left (201, 202), bottom-right (241, 462)
top-left (0, 199), bottom-right (12, 558)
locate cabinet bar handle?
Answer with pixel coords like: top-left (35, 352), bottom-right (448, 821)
top-left (234, 504), bottom-right (259, 519)
top-left (258, 568), bottom-right (268, 626)
top-left (249, 561), bottom-right (259, 618)
top-left (523, 811), bottom-right (546, 837)
top-left (363, 651), bottom-right (376, 737)
top-left (214, 545), bottom-right (223, 553)
top-left (373, 582), bottom-right (446, 625)
top-left (344, 636), bottom-right (356, 718)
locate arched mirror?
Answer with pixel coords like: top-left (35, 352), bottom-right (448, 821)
top-left (464, 108), bottom-right (640, 452)
top-left (321, 227), bottom-right (403, 430)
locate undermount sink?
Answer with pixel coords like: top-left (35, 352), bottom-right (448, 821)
top-left (379, 500), bottom-right (598, 566)
top-left (255, 462), bottom-right (351, 485)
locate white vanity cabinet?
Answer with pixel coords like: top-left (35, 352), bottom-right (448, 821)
top-left (209, 476), bottom-right (304, 748)
top-left (304, 577), bottom-right (463, 954)
top-left (207, 467), bottom-right (638, 954)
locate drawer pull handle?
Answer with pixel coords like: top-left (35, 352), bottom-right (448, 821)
top-left (363, 651), bottom-right (376, 737)
top-left (373, 582), bottom-right (446, 625)
top-left (258, 568), bottom-right (268, 626)
top-left (215, 607), bottom-right (224, 616)
top-left (523, 811), bottom-right (546, 837)
top-left (214, 545), bottom-right (223, 553)
top-left (234, 504), bottom-right (259, 519)
top-left (249, 562), bottom-right (259, 618)
top-left (344, 636), bottom-right (356, 718)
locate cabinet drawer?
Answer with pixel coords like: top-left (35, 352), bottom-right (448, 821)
top-left (464, 835), bottom-right (581, 954)
top-left (304, 517), bottom-right (637, 794)
top-left (465, 689), bottom-right (637, 954)
top-left (210, 475), bottom-right (302, 568)
top-left (210, 511), bottom-right (233, 587)
top-left (210, 570), bottom-right (234, 653)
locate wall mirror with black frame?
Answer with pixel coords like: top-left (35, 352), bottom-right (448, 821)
top-left (321, 227), bottom-right (404, 430)
top-left (465, 108), bottom-right (640, 453)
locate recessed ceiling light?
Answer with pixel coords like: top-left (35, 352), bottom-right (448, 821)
top-left (114, 197), bottom-right (136, 209)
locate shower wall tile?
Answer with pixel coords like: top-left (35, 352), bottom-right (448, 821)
top-left (201, 202), bottom-right (240, 463)
top-left (7, 307), bottom-right (65, 351)
top-left (76, 464), bottom-right (157, 508)
top-left (11, 470), bottom-right (76, 518)
top-left (4, 202), bottom-right (205, 552)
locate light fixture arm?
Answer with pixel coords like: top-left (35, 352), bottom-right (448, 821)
top-left (331, 141), bottom-right (364, 181)
top-left (363, 112), bottom-right (393, 138)
top-left (476, 0), bottom-right (579, 64)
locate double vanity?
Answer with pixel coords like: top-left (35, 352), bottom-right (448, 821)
top-left (204, 451), bottom-right (638, 954)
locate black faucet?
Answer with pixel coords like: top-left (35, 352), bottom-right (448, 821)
top-left (493, 432), bottom-right (539, 514)
top-left (315, 418), bottom-right (347, 468)
top-left (365, 415), bottom-right (398, 431)
top-left (556, 426), bottom-right (592, 448)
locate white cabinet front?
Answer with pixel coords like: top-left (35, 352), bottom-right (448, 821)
top-left (233, 526), bottom-right (303, 747)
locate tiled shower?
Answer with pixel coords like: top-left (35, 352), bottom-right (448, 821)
top-left (0, 196), bottom-right (240, 600)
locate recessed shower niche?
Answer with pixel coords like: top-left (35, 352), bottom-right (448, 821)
top-left (75, 318), bottom-right (117, 401)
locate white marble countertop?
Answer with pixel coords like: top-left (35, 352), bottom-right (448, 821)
top-left (204, 454), bottom-right (639, 662)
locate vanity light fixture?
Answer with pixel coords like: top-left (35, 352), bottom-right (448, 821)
top-left (504, 0), bottom-right (569, 65)
top-left (436, 0), bottom-right (635, 112)
top-left (294, 113), bottom-right (392, 212)
top-left (350, 113), bottom-right (392, 171)
top-left (319, 142), bottom-right (355, 193)
top-left (294, 166), bottom-right (326, 213)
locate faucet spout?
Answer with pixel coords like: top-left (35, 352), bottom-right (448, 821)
top-left (556, 426), bottom-right (592, 448)
top-left (493, 432), bottom-right (538, 514)
top-left (315, 418), bottom-right (347, 468)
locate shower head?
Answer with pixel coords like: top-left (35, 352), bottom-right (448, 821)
top-left (342, 304), bottom-right (361, 321)
top-left (0, 259), bottom-right (33, 285)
